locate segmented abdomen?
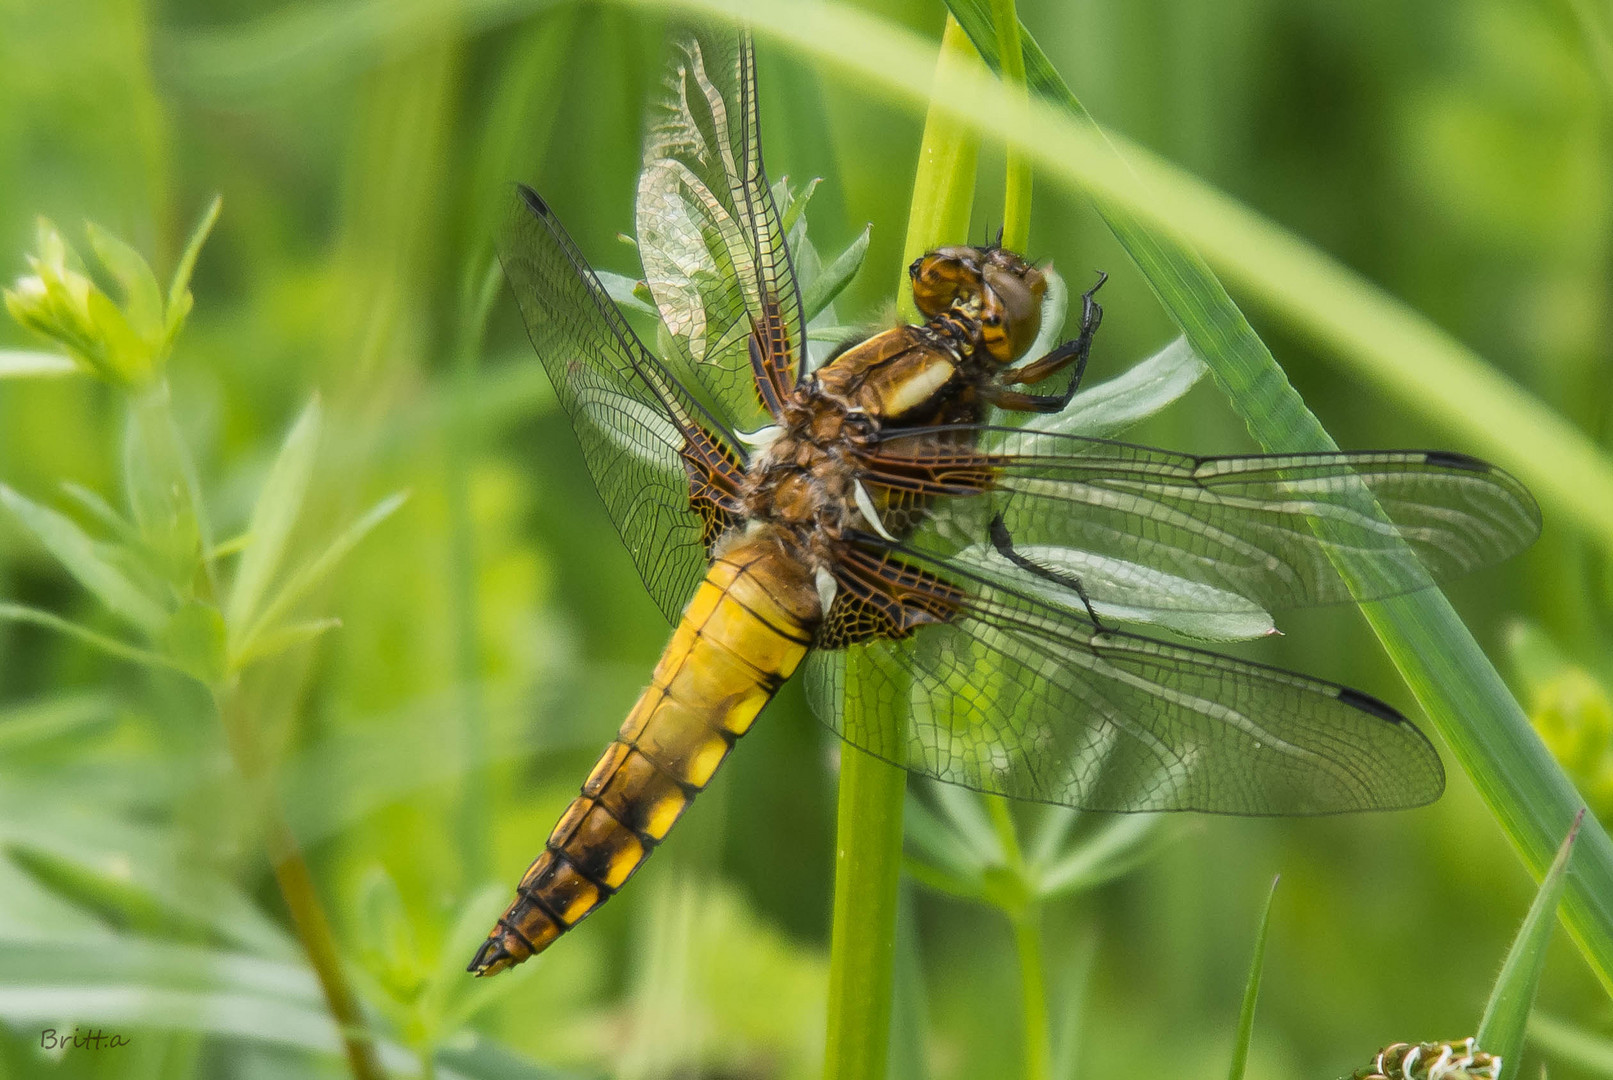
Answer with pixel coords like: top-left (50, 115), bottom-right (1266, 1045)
top-left (469, 532), bottom-right (820, 975)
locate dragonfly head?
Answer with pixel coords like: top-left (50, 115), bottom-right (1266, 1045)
top-left (909, 245), bottom-right (1048, 364)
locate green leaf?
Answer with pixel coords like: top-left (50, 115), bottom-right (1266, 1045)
top-left (1227, 877), bottom-right (1279, 1080)
top-left (803, 224), bottom-right (871, 322)
top-left (0, 349), bottom-right (78, 378)
top-left (159, 600), bottom-right (228, 684)
top-left (1023, 336), bottom-right (1205, 440)
top-left (233, 618), bottom-right (341, 668)
top-left (0, 484), bottom-right (166, 634)
top-left (85, 222), bottom-right (164, 342)
top-left (1478, 811), bottom-right (1584, 1068)
top-left (123, 385), bottom-right (209, 591)
top-left (595, 269), bottom-right (659, 316)
top-left (236, 491), bottom-right (406, 662)
top-left (60, 481), bottom-right (140, 547)
top-left (1033, 815), bottom-right (1182, 901)
top-left (0, 602), bottom-right (177, 671)
top-left (165, 195), bottom-right (222, 344)
top-left (0, 693), bottom-right (113, 755)
top-left (226, 397), bottom-right (322, 636)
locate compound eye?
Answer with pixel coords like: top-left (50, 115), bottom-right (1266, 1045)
top-left (984, 313), bottom-right (1001, 326)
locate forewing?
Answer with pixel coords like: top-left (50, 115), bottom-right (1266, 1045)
top-left (860, 428), bottom-right (1541, 620)
top-left (637, 28), bottom-right (805, 429)
top-left (499, 185), bottom-right (744, 621)
top-left (804, 545), bottom-right (1444, 814)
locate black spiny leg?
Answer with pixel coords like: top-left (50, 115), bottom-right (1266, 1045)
top-left (989, 513), bottom-right (1107, 631)
top-left (987, 271), bottom-right (1106, 415)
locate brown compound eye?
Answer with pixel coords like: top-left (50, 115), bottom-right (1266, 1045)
top-left (980, 263), bottom-right (1047, 363)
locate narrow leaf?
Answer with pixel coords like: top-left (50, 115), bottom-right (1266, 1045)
top-left (0, 350), bottom-right (78, 378)
top-left (60, 481), bottom-right (139, 546)
top-left (1228, 877), bottom-right (1279, 1080)
top-left (226, 397), bottom-right (322, 635)
top-left (167, 195), bottom-right (222, 319)
top-left (233, 618), bottom-right (341, 668)
top-left (237, 491), bottom-right (406, 660)
top-left (1478, 811), bottom-right (1585, 1066)
top-left (85, 223), bottom-right (163, 340)
top-left (1020, 336), bottom-right (1206, 440)
top-left (803, 225), bottom-right (871, 321)
top-left (0, 484), bottom-right (166, 634)
top-left (0, 603), bottom-right (177, 671)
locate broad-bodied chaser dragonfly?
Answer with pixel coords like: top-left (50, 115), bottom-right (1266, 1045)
top-left (469, 29), bottom-right (1540, 975)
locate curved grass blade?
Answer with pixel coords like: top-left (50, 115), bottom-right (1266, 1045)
top-left (936, 0), bottom-right (1613, 1000)
top-left (1477, 810), bottom-right (1585, 1071)
top-left (1228, 876), bottom-right (1278, 1080)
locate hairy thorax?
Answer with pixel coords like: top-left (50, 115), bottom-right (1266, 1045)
top-left (736, 318), bottom-right (990, 571)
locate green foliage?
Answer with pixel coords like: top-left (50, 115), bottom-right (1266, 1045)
top-left (4, 1), bottom-right (1613, 1079)
top-left (1478, 813), bottom-right (1583, 1072)
top-left (1227, 879), bottom-right (1277, 1080)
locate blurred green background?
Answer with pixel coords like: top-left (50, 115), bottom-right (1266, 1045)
top-left (2, 0), bottom-right (1612, 1077)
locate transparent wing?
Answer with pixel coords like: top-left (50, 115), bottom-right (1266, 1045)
top-left (637, 27), bottom-right (805, 430)
top-left (805, 542), bottom-right (1445, 815)
top-left (498, 185), bottom-right (745, 621)
top-left (859, 427), bottom-right (1541, 623)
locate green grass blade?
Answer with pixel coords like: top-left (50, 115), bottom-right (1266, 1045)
top-left (1228, 877), bottom-right (1278, 1080)
top-left (934, 0), bottom-right (1613, 1001)
top-left (224, 396), bottom-right (322, 637)
top-left (1478, 812), bottom-right (1584, 1069)
top-left (176, 0), bottom-right (1613, 555)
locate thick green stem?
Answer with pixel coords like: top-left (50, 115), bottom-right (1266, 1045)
top-left (216, 687), bottom-right (387, 1080)
top-left (823, 19), bottom-right (984, 1078)
top-left (1012, 912), bottom-right (1051, 1080)
top-left (823, 743), bottom-right (909, 1080)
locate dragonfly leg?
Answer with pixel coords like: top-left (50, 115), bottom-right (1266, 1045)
top-left (989, 513), bottom-right (1107, 630)
top-left (990, 271), bottom-right (1107, 414)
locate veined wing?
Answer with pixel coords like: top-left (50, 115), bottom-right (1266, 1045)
top-left (499, 185), bottom-right (746, 622)
top-left (637, 28), bottom-right (805, 430)
top-left (805, 538), bottom-right (1444, 814)
top-left (857, 427), bottom-right (1541, 624)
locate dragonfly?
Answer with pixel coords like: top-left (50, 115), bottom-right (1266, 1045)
top-left (467, 28), bottom-right (1541, 976)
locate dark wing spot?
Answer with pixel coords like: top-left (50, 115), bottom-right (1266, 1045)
top-left (1335, 686), bottom-right (1408, 725)
top-left (517, 183), bottom-right (550, 217)
top-left (1423, 450), bottom-right (1489, 473)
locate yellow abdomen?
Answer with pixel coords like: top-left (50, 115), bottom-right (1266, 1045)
top-left (469, 530), bottom-right (820, 975)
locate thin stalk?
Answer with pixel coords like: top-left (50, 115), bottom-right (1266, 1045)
top-left (986, 797), bottom-right (1050, 1080)
top-left (444, 257), bottom-right (502, 884)
top-left (216, 686), bottom-right (386, 1080)
top-left (988, 0), bottom-right (1031, 252)
top-left (824, 18), bottom-right (983, 1079)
